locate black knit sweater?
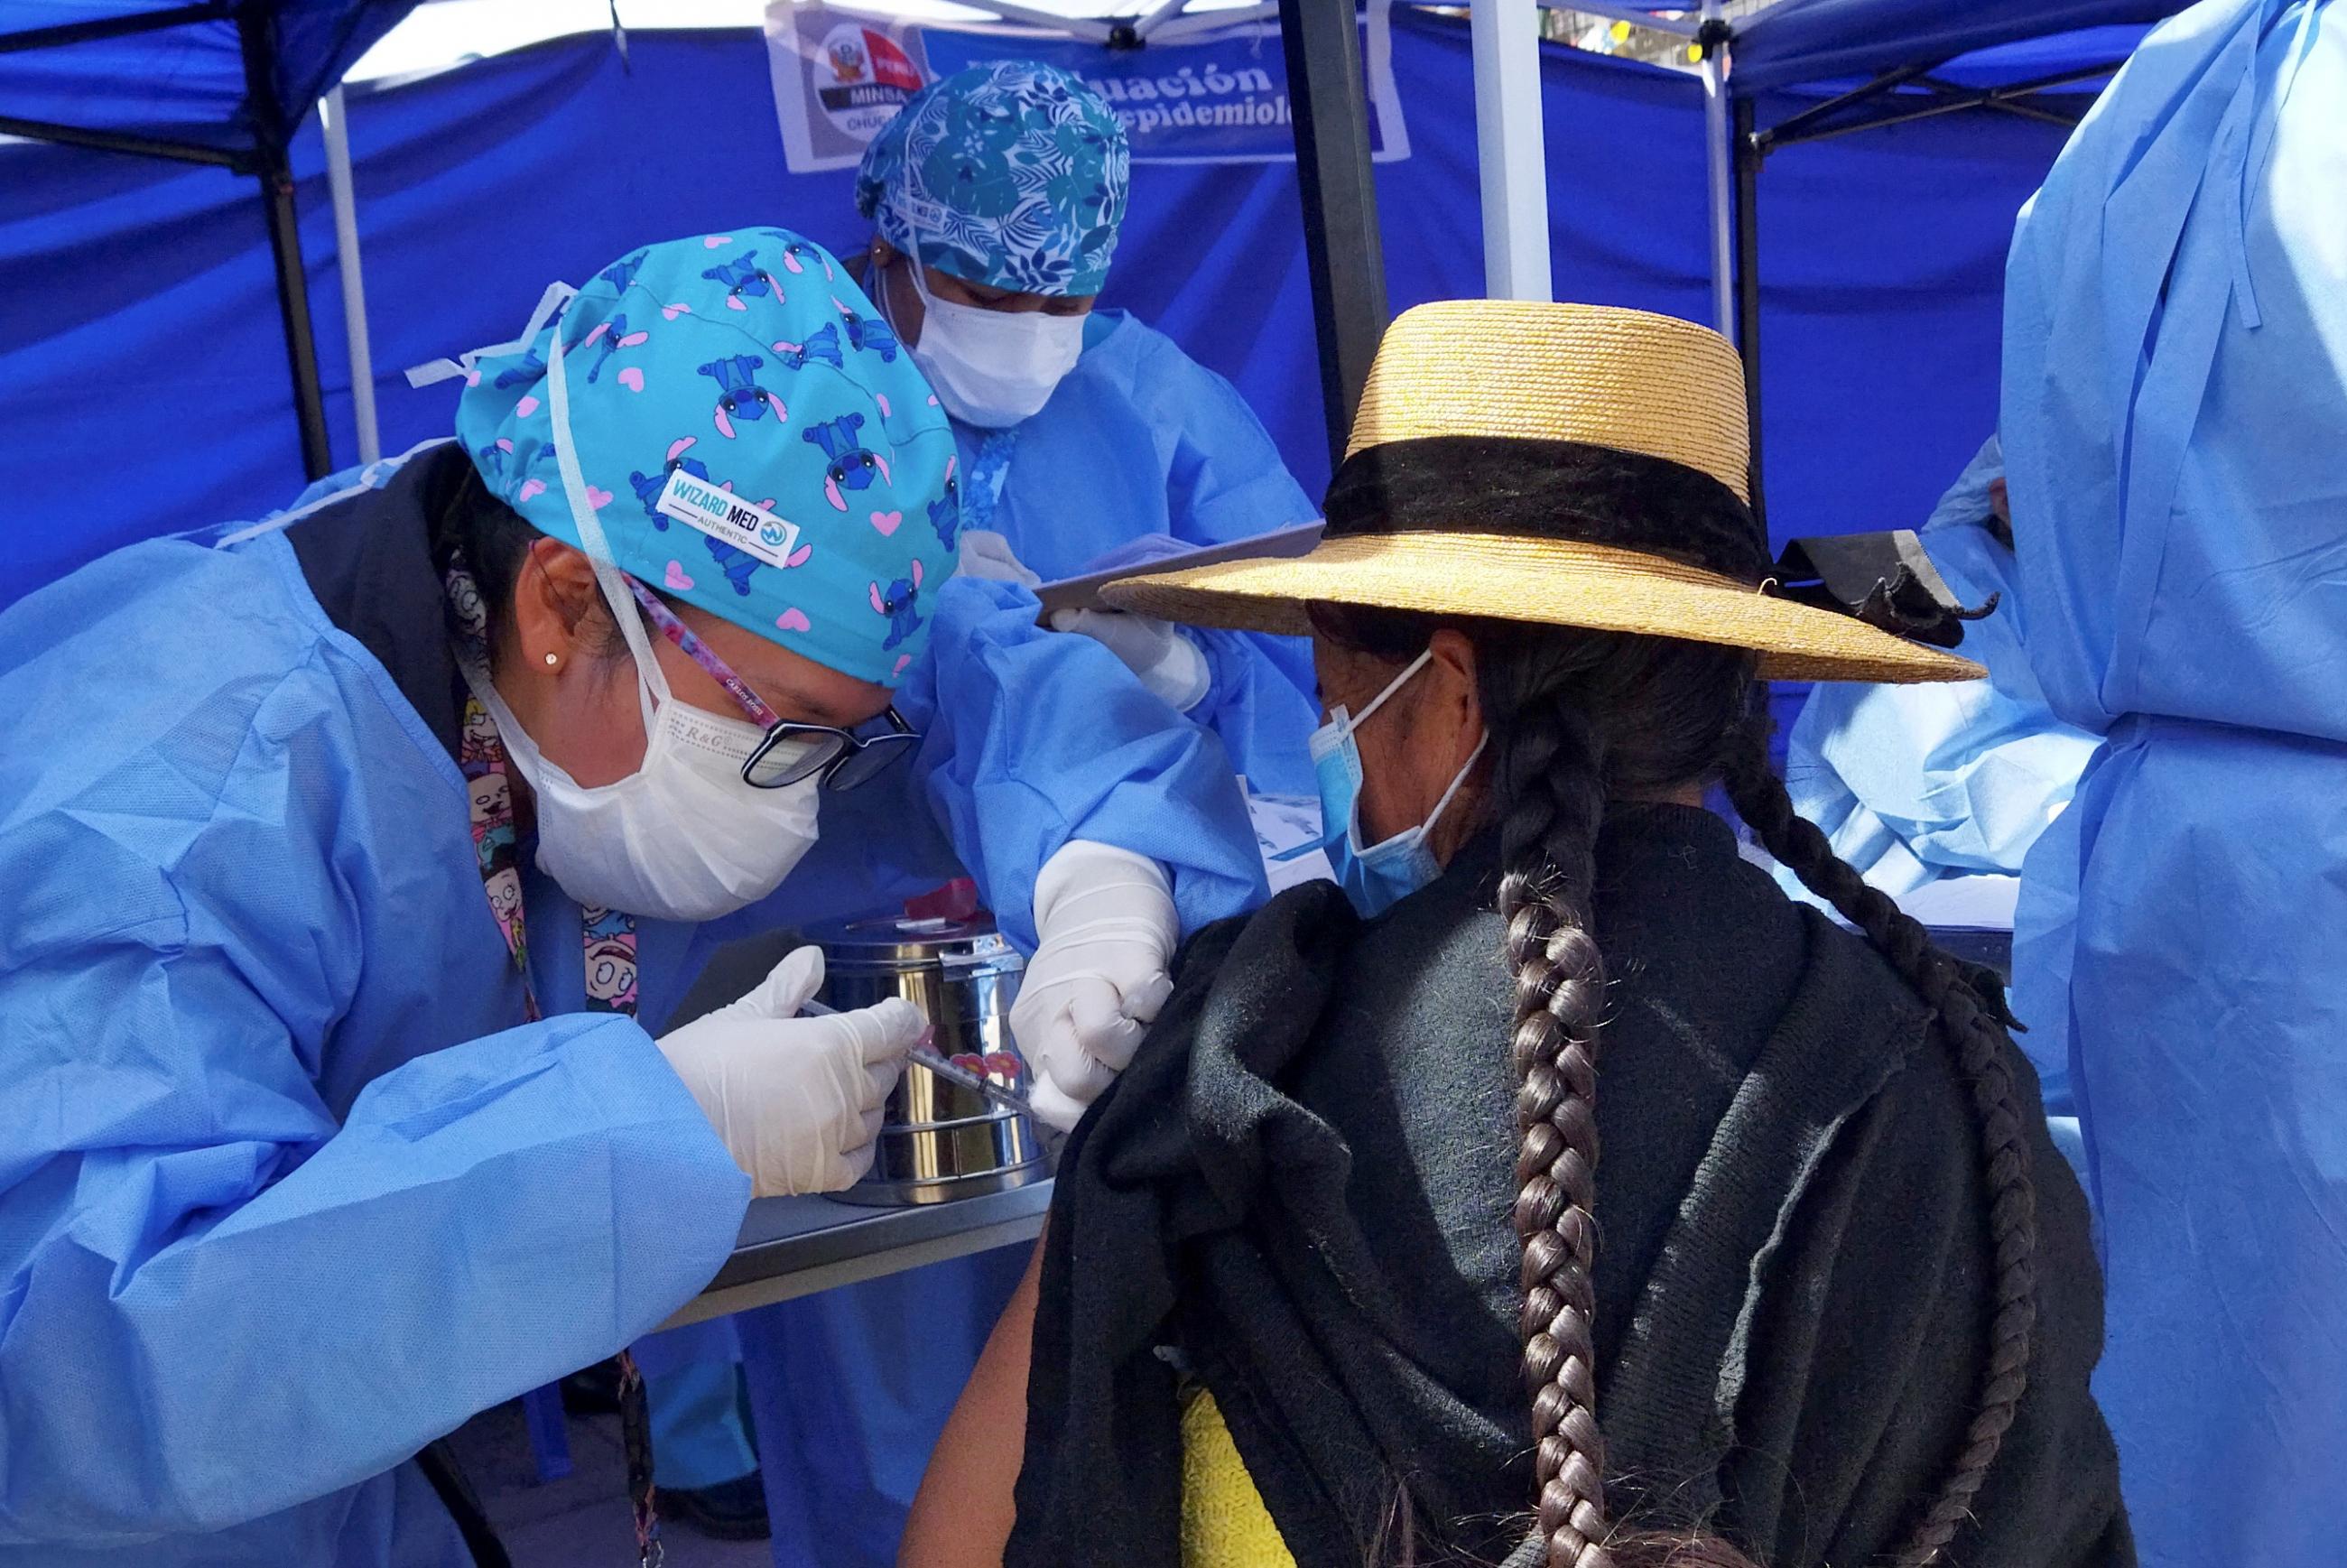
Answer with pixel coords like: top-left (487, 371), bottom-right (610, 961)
top-left (1008, 803), bottom-right (2129, 1568)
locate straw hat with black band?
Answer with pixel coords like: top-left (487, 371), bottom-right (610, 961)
top-left (1104, 300), bottom-right (1984, 686)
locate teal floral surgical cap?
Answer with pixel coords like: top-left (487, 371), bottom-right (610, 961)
top-left (855, 59), bottom-right (1130, 298)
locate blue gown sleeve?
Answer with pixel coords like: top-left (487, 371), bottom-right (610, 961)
top-left (0, 745), bottom-right (747, 1544)
top-left (1780, 523), bottom-right (2099, 895)
top-left (1143, 339), bottom-right (1323, 795)
top-left (895, 576), bottom-right (1268, 951)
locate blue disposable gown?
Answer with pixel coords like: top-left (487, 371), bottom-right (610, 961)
top-left (0, 443), bottom-right (1267, 1564)
top-left (0, 529), bottom-right (747, 1566)
top-left (1778, 439), bottom-right (2101, 1181)
top-left (2001, 4), bottom-right (2347, 1563)
top-left (742, 311), bottom-right (1322, 1568)
top-left (949, 310), bottom-right (1322, 797)
top-left (1782, 437), bottom-right (2099, 901)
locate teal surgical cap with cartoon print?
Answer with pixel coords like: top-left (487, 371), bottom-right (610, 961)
top-left (449, 230), bottom-right (961, 687)
top-left (855, 59), bottom-right (1130, 298)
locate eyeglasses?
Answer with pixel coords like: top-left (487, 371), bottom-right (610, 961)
top-left (621, 575), bottom-right (921, 791)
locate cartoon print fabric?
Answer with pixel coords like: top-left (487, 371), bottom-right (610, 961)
top-left (856, 60), bottom-right (1130, 299)
top-left (453, 230), bottom-right (959, 688)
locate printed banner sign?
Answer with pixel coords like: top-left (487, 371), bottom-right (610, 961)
top-left (766, 0), bottom-right (1408, 172)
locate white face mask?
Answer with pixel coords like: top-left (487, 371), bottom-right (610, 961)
top-left (462, 297), bottom-right (827, 924)
top-left (893, 257), bottom-right (1083, 430)
top-left (462, 657), bottom-right (824, 924)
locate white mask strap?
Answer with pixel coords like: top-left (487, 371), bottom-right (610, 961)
top-left (1419, 732), bottom-right (1490, 840)
top-left (544, 296), bottom-right (671, 735)
top-left (1346, 647), bottom-right (1434, 734)
top-left (404, 281), bottom-right (577, 388)
top-left (901, 246), bottom-right (951, 330)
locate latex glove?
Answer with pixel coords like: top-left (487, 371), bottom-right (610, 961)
top-left (654, 946), bottom-right (921, 1196)
top-left (1011, 841), bottom-right (1180, 1131)
top-left (1048, 608), bottom-right (1213, 713)
top-left (957, 529), bottom-right (1042, 589)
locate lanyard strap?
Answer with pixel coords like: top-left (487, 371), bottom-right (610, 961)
top-left (443, 546), bottom-right (662, 1566)
top-left (443, 550), bottom-right (642, 1023)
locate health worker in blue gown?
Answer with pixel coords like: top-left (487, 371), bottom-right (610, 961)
top-left (735, 59), bottom-right (1325, 1568)
top-left (851, 59), bottom-right (1321, 801)
top-left (0, 229), bottom-right (1264, 1568)
top-left (2000, 3), bottom-right (2347, 1563)
top-left (1776, 437), bottom-right (2101, 1180)
top-left (1781, 436), bottom-right (2098, 906)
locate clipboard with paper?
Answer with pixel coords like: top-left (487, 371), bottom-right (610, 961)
top-left (1031, 521), bottom-right (1326, 623)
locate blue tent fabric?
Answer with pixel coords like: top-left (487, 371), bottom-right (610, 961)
top-left (0, 1), bottom-right (416, 150)
top-left (0, 12), bottom-right (2069, 608)
top-left (1730, 0), bottom-right (2180, 92)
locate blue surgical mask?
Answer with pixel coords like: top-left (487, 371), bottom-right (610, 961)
top-left (1277, 649), bottom-right (1489, 919)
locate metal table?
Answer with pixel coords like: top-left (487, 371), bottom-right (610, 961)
top-left (663, 1178), bottom-right (1053, 1330)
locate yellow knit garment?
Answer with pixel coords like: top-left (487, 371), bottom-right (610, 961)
top-left (1180, 1391), bottom-right (1300, 1568)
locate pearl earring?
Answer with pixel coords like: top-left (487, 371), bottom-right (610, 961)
top-left (543, 652), bottom-right (560, 668)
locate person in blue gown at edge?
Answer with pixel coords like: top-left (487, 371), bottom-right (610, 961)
top-left (733, 59), bottom-right (1327, 1568)
top-left (1999, 2), bottom-right (2347, 1563)
top-left (0, 228), bottom-right (1267, 1568)
top-left (1773, 435), bottom-right (2100, 1177)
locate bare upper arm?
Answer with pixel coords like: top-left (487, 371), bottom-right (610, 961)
top-left (901, 1229), bottom-right (1047, 1568)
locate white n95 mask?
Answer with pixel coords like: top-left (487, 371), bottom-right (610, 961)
top-left (896, 258), bottom-right (1083, 429)
top-left (459, 282), bottom-right (825, 925)
top-left (462, 658), bottom-right (823, 924)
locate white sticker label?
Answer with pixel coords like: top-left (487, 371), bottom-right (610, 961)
top-left (654, 469), bottom-right (804, 570)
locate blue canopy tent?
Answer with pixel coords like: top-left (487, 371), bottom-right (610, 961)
top-left (1727, 0), bottom-right (2177, 93)
top-left (1276, 0), bottom-right (2192, 536)
top-left (1712, 0), bottom-right (2188, 521)
top-left (0, 3), bottom-right (2123, 606)
top-left (0, 0), bottom-right (417, 478)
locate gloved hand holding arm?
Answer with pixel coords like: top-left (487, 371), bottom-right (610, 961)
top-left (1046, 608), bottom-right (1212, 714)
top-left (1010, 842), bottom-right (1180, 1130)
top-left (1048, 527), bottom-right (1319, 793)
top-left (896, 575), bottom-right (1267, 956)
top-left (655, 947), bottom-right (921, 1196)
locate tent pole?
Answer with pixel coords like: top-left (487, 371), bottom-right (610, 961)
top-left (1699, 2), bottom-right (1733, 336)
top-left (1471, 0), bottom-right (1550, 301)
top-left (258, 160), bottom-right (333, 481)
top-left (320, 86), bottom-right (379, 464)
top-left (1278, 0), bottom-right (1388, 464)
top-left (0, 2), bottom-right (230, 55)
top-left (238, 3), bottom-right (332, 481)
top-left (0, 114), bottom-right (240, 164)
top-left (1732, 96), bottom-right (1764, 534)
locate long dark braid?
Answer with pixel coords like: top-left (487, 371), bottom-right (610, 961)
top-left (1324, 626), bottom-right (2035, 1568)
top-left (1720, 708), bottom-right (2038, 1567)
top-left (1317, 601), bottom-right (1753, 1568)
top-left (1494, 694), bottom-right (1615, 1568)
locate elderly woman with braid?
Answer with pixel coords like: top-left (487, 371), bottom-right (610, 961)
top-left (902, 302), bottom-right (2129, 1568)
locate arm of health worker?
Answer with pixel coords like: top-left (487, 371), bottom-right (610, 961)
top-left (895, 574), bottom-right (1269, 953)
top-left (1150, 338), bottom-right (1324, 794)
top-left (1057, 532), bottom-right (1318, 796)
top-left (0, 880), bottom-right (745, 1543)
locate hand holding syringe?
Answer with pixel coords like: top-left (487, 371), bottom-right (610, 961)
top-left (801, 998), bottom-right (1035, 1117)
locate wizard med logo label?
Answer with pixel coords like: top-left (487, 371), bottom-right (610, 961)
top-left (654, 469), bottom-right (805, 570)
